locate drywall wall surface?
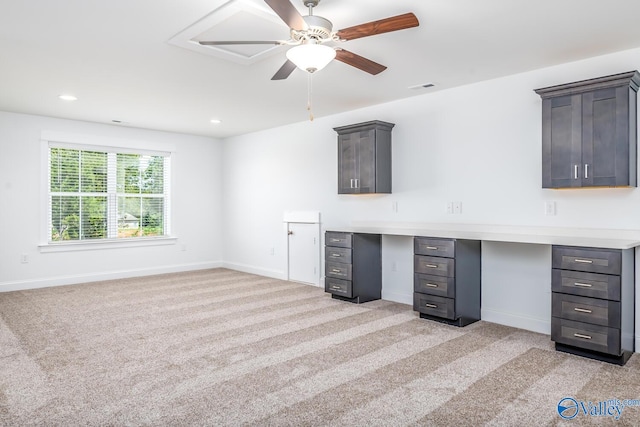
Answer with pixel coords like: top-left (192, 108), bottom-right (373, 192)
top-left (221, 46), bottom-right (640, 333)
top-left (0, 111), bottom-right (223, 289)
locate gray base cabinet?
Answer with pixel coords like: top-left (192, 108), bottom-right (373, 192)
top-left (413, 237), bottom-right (481, 327)
top-left (551, 245), bottom-right (635, 365)
top-left (334, 120), bottom-right (394, 194)
top-left (324, 231), bottom-right (381, 303)
top-left (535, 71), bottom-right (640, 189)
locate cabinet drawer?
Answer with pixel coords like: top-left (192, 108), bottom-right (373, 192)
top-left (325, 232), bottom-right (352, 248)
top-left (551, 318), bottom-right (621, 356)
top-left (413, 293), bottom-right (455, 320)
top-left (552, 269), bottom-right (621, 301)
top-left (552, 293), bottom-right (620, 328)
top-left (414, 255), bottom-right (454, 277)
top-left (325, 261), bottom-right (352, 280)
top-left (325, 246), bottom-right (352, 264)
top-left (414, 273), bottom-right (455, 298)
top-left (325, 277), bottom-right (352, 298)
top-left (414, 237), bottom-right (455, 258)
top-left (552, 246), bottom-right (621, 275)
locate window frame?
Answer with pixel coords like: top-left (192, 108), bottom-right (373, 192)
top-left (39, 131), bottom-right (176, 252)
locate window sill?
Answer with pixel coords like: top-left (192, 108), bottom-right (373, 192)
top-left (39, 236), bottom-right (178, 253)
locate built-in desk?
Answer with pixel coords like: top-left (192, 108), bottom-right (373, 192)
top-left (332, 222), bottom-right (640, 365)
top-left (348, 222), bottom-right (640, 249)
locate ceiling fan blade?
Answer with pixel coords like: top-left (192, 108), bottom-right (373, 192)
top-left (199, 40), bottom-right (286, 46)
top-left (264, 0), bottom-right (308, 31)
top-left (271, 59), bottom-right (297, 80)
top-left (335, 49), bottom-right (387, 75)
top-left (336, 12), bottom-right (419, 41)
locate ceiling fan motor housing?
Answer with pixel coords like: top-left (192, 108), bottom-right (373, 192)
top-left (297, 15), bottom-right (333, 42)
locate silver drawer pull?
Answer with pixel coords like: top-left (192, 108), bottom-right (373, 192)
top-left (426, 246), bottom-right (438, 250)
top-left (425, 303), bottom-right (438, 308)
top-left (425, 283), bottom-right (438, 288)
top-left (331, 269), bottom-right (341, 273)
top-left (330, 285), bottom-right (342, 290)
top-left (331, 254), bottom-right (341, 257)
top-left (573, 333), bottom-right (592, 340)
top-left (425, 264), bottom-right (439, 269)
top-left (330, 238), bottom-right (341, 242)
top-left (573, 282), bottom-right (593, 288)
top-left (574, 259), bottom-right (593, 264)
top-left (574, 307), bottom-right (592, 314)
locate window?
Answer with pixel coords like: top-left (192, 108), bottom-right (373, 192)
top-left (48, 143), bottom-right (171, 243)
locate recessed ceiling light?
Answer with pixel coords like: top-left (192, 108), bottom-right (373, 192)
top-left (210, 119), bottom-right (222, 124)
top-left (58, 94), bottom-right (78, 101)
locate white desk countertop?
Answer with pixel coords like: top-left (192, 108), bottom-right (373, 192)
top-left (346, 222), bottom-right (640, 250)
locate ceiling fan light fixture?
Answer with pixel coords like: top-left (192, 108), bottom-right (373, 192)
top-left (286, 43), bottom-right (336, 73)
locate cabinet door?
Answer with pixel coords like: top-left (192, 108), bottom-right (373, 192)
top-left (338, 134), bottom-right (358, 194)
top-left (582, 87), bottom-right (630, 187)
top-left (542, 94), bottom-right (583, 188)
top-left (356, 129), bottom-right (376, 193)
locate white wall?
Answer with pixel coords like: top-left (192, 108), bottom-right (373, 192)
top-left (221, 47), bottom-right (640, 337)
top-left (0, 111), bottom-right (223, 290)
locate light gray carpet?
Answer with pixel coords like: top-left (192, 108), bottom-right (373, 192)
top-left (1, 268), bottom-right (639, 426)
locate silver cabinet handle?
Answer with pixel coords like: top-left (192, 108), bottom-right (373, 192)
top-left (426, 246), bottom-right (438, 250)
top-left (331, 269), bottom-right (341, 273)
top-left (425, 303), bottom-right (437, 308)
top-left (350, 179), bottom-right (354, 188)
top-left (574, 333), bottom-right (592, 340)
top-left (574, 282), bottom-right (593, 288)
top-left (330, 253), bottom-right (341, 257)
top-left (354, 178), bottom-right (359, 188)
top-left (574, 307), bottom-right (592, 314)
top-left (425, 264), bottom-right (438, 268)
top-left (425, 283), bottom-right (438, 288)
top-left (574, 164), bottom-right (579, 179)
top-left (574, 259), bottom-right (593, 264)
top-left (330, 285), bottom-right (341, 290)
top-left (330, 238), bottom-right (341, 242)
top-left (584, 163), bottom-right (589, 179)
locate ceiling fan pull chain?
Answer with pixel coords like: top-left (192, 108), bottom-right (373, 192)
top-left (307, 72), bottom-right (314, 121)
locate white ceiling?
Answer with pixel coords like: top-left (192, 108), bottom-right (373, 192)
top-left (2, 0), bottom-right (640, 139)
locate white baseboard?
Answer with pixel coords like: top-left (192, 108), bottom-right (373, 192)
top-left (481, 308), bottom-right (550, 335)
top-left (0, 261), bottom-right (223, 292)
top-left (222, 262), bottom-right (286, 281)
top-left (382, 290), bottom-right (412, 306)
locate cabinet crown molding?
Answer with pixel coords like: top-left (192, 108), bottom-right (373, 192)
top-left (535, 70), bottom-right (640, 98)
top-left (333, 120), bottom-right (395, 134)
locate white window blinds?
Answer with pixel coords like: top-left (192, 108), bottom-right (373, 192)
top-left (48, 143), bottom-right (171, 242)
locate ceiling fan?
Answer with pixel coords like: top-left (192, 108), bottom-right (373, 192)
top-left (198, 0), bottom-right (419, 80)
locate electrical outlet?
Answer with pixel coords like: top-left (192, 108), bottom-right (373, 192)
top-left (269, 247), bottom-right (275, 255)
top-left (453, 201), bottom-right (462, 214)
top-left (391, 201), bottom-right (398, 213)
top-left (391, 261), bottom-right (397, 272)
top-left (446, 202), bottom-right (453, 214)
top-left (180, 244), bottom-right (187, 251)
top-left (544, 201), bottom-right (556, 216)
top-left (20, 254), bottom-right (28, 264)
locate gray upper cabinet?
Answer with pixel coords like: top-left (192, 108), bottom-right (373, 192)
top-left (334, 120), bottom-right (394, 194)
top-left (535, 71), bottom-right (640, 188)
